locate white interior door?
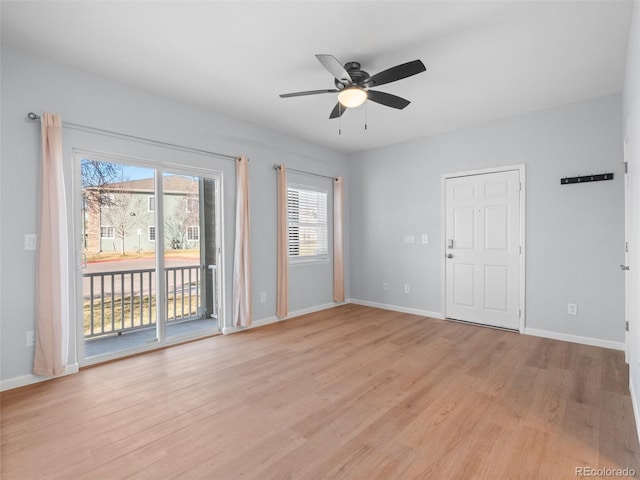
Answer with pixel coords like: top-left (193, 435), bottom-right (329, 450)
top-left (445, 170), bottom-right (521, 330)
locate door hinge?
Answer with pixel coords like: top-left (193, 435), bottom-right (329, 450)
top-left (626, 321), bottom-right (629, 332)
top-left (519, 182), bottom-right (522, 192)
top-left (519, 309), bottom-right (522, 319)
top-left (519, 246), bottom-right (522, 255)
top-left (626, 241), bottom-right (629, 253)
top-left (624, 161), bottom-right (629, 174)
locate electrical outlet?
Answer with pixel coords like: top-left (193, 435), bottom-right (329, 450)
top-left (568, 303), bottom-right (578, 315)
top-left (404, 284), bottom-right (411, 294)
top-left (404, 235), bottom-right (415, 244)
top-left (260, 292), bottom-right (267, 303)
top-left (24, 234), bottom-right (36, 251)
top-left (382, 283), bottom-right (388, 290)
top-left (26, 330), bottom-right (35, 347)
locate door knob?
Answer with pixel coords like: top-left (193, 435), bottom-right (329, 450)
top-left (447, 253), bottom-right (453, 259)
top-left (621, 264), bottom-right (630, 271)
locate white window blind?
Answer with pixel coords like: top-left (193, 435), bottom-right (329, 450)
top-left (288, 186), bottom-right (328, 259)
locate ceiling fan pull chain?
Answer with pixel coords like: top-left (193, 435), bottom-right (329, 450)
top-left (339, 105), bottom-right (342, 135)
top-left (364, 102), bottom-right (368, 131)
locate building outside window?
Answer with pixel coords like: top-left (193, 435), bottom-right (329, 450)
top-left (82, 173), bottom-right (199, 253)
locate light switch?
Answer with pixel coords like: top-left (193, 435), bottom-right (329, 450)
top-left (24, 234), bottom-right (36, 251)
top-left (404, 235), bottom-right (415, 244)
top-left (422, 234), bottom-right (429, 244)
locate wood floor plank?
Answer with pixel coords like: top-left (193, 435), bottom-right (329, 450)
top-left (1, 305), bottom-right (639, 479)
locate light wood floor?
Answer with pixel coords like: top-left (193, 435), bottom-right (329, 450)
top-left (2, 304), bottom-right (639, 479)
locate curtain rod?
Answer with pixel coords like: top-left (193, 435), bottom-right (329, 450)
top-left (26, 112), bottom-right (238, 161)
top-left (274, 164), bottom-right (336, 181)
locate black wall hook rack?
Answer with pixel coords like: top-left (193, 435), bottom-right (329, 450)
top-left (560, 173), bottom-right (614, 185)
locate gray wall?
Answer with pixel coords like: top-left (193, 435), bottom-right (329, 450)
top-left (0, 46), bottom-right (350, 384)
top-left (349, 94), bottom-right (625, 343)
top-left (0, 43), bottom-right (627, 387)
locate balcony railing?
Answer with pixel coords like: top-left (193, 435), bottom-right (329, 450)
top-left (83, 264), bottom-right (216, 338)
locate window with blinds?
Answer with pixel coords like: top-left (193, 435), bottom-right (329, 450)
top-left (287, 185), bottom-right (328, 260)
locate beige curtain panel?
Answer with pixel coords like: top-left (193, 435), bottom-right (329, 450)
top-left (276, 165), bottom-right (289, 318)
top-left (233, 156), bottom-right (252, 327)
top-left (333, 176), bottom-right (345, 303)
top-left (33, 113), bottom-right (69, 376)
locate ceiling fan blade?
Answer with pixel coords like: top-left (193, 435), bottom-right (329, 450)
top-left (329, 102), bottom-right (346, 119)
top-left (280, 89), bottom-right (338, 98)
top-left (366, 90), bottom-right (411, 109)
top-left (316, 54), bottom-right (352, 84)
top-left (363, 60), bottom-right (426, 88)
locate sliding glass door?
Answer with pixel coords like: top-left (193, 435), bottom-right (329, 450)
top-left (162, 172), bottom-right (219, 342)
top-left (78, 154), bottom-right (221, 363)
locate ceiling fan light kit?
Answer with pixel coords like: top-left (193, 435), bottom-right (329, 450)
top-left (337, 87), bottom-right (368, 108)
top-left (280, 54), bottom-right (426, 120)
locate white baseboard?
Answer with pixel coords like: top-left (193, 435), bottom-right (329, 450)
top-left (4, 313), bottom-right (623, 393)
top-left (222, 302), bottom-right (343, 335)
top-left (347, 298), bottom-right (443, 320)
top-left (0, 363), bottom-right (80, 392)
top-left (631, 378), bottom-right (640, 444)
top-left (347, 300), bottom-right (624, 351)
top-left (524, 328), bottom-right (625, 351)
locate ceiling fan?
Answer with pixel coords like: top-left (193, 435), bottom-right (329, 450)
top-left (279, 54), bottom-right (426, 119)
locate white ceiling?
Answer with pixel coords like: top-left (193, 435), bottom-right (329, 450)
top-left (1, 1), bottom-right (633, 154)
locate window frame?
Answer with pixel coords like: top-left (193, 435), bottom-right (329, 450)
top-left (100, 225), bottom-right (115, 239)
top-left (186, 225), bottom-right (200, 242)
top-left (287, 183), bottom-right (329, 264)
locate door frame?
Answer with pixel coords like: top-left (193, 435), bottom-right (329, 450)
top-left (440, 164), bottom-right (526, 333)
top-left (624, 130), bottom-right (630, 363)
top-left (72, 148), bottom-right (225, 366)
